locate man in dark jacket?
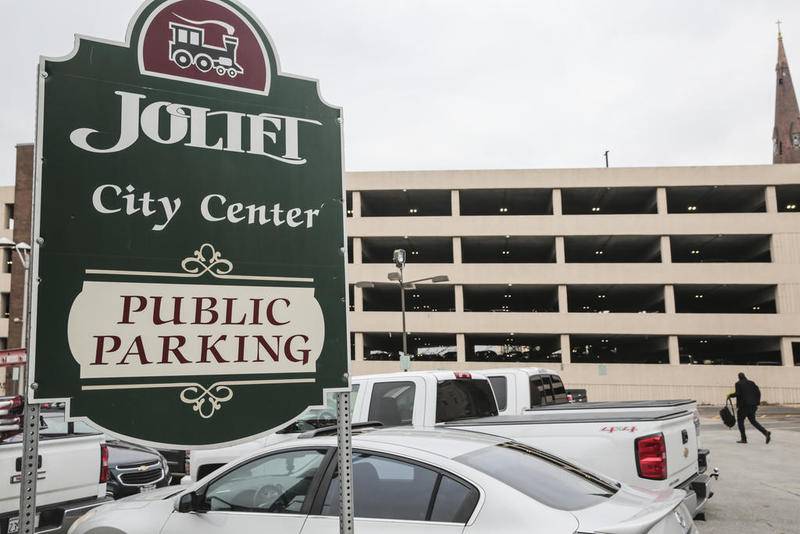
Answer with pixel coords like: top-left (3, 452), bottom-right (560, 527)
top-left (728, 373), bottom-right (771, 444)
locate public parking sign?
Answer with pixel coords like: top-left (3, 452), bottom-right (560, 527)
top-left (30, 0), bottom-right (348, 448)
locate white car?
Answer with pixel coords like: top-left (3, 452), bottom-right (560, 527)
top-left (71, 427), bottom-right (696, 534)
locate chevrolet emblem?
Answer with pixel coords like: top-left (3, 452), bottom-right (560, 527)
top-left (137, 465), bottom-right (148, 472)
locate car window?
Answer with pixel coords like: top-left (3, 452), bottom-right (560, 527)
top-left (367, 381), bottom-right (415, 426)
top-left (322, 453), bottom-right (476, 523)
top-left (456, 442), bottom-right (617, 511)
top-left (203, 449), bottom-right (325, 514)
top-left (529, 376), bottom-right (544, 406)
top-left (488, 376), bottom-right (508, 411)
top-left (550, 375), bottom-right (568, 404)
top-left (436, 379), bottom-right (498, 422)
top-left (541, 375), bottom-right (554, 404)
top-left (429, 475), bottom-right (479, 523)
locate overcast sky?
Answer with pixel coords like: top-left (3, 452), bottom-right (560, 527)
top-left (1, 0), bottom-right (799, 183)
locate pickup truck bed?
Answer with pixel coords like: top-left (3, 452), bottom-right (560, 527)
top-left (448, 407), bottom-right (693, 426)
top-left (530, 400), bottom-right (696, 411)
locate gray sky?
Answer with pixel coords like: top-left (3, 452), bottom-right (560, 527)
top-left (1, 0), bottom-right (799, 183)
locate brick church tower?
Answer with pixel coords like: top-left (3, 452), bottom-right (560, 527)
top-left (773, 28), bottom-right (800, 163)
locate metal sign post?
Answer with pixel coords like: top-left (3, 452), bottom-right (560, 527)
top-left (17, 241), bottom-right (37, 534)
top-left (336, 390), bottom-right (354, 534)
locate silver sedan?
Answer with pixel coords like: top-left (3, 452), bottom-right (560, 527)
top-left (69, 427), bottom-right (696, 534)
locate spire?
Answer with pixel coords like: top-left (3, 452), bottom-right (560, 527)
top-left (773, 27), bottom-right (800, 163)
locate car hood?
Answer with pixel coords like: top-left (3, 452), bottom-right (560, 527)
top-left (107, 440), bottom-right (163, 466)
top-left (573, 485), bottom-right (688, 534)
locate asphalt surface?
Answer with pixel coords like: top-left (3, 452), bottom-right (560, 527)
top-left (697, 406), bottom-right (800, 534)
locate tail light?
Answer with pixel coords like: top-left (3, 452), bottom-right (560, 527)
top-left (454, 372), bottom-right (472, 380)
top-left (100, 444), bottom-right (110, 483)
top-left (635, 432), bottom-right (667, 480)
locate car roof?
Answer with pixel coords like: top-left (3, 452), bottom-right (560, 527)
top-left (354, 370), bottom-right (490, 382)
top-left (478, 367), bottom-right (559, 377)
top-left (294, 426), bottom-right (505, 460)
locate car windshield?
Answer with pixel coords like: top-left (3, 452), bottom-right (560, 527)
top-left (436, 379), bottom-right (498, 422)
top-left (278, 386), bottom-right (360, 434)
top-left (455, 442), bottom-right (618, 511)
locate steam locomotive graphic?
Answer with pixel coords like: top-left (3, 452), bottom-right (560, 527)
top-left (168, 17), bottom-right (244, 78)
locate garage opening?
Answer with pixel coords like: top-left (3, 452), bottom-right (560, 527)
top-left (564, 235), bottom-right (661, 263)
top-left (360, 190), bottom-right (452, 217)
top-left (362, 282), bottom-right (455, 312)
top-left (567, 285), bottom-right (664, 313)
top-left (561, 187), bottom-right (658, 215)
top-left (569, 335), bottom-right (669, 364)
top-left (666, 185), bottom-right (766, 213)
top-left (463, 284), bottom-right (558, 312)
top-left (362, 237), bottom-right (453, 263)
top-left (679, 336), bottom-right (781, 365)
top-left (777, 184), bottom-right (800, 212)
top-left (459, 189), bottom-right (553, 216)
top-left (674, 285), bottom-right (776, 313)
top-left (363, 332), bottom-right (457, 361)
top-left (461, 236), bottom-right (556, 263)
top-left (465, 334), bottom-right (561, 363)
top-left (670, 235), bottom-right (771, 263)
top-left (793, 342), bottom-right (800, 365)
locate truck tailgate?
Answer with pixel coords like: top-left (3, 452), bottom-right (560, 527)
top-left (0, 435), bottom-right (102, 511)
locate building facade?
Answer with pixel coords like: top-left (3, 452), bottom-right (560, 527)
top-left (0, 185), bottom-right (14, 350)
top-left (345, 164), bottom-right (800, 404)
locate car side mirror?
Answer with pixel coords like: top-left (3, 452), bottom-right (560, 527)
top-left (175, 491), bottom-right (202, 513)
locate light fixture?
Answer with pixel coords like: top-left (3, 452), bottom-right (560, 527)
top-left (687, 205), bottom-right (697, 211)
top-left (786, 204), bottom-right (797, 210)
top-left (594, 250), bottom-right (604, 255)
top-left (752, 306), bottom-right (760, 310)
top-left (591, 207), bottom-right (600, 212)
top-left (597, 294), bottom-right (606, 299)
top-left (694, 294), bottom-right (703, 299)
top-left (690, 250), bottom-right (700, 255)
top-left (499, 207), bottom-right (508, 213)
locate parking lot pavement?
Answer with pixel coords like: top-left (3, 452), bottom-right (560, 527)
top-left (698, 409), bottom-right (800, 534)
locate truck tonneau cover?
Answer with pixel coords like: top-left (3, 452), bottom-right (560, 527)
top-left (444, 407), bottom-right (692, 426)
top-left (530, 400), bottom-right (696, 411)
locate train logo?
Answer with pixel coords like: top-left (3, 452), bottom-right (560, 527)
top-left (169, 16), bottom-right (244, 78)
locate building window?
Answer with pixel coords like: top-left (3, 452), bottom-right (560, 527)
top-left (1, 292), bottom-right (9, 318)
top-left (3, 204), bottom-right (13, 230)
top-left (793, 342), bottom-right (800, 366)
top-left (2, 248), bottom-right (11, 273)
top-left (0, 337), bottom-right (7, 350)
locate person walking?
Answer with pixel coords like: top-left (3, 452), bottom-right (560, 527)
top-left (727, 372), bottom-right (771, 444)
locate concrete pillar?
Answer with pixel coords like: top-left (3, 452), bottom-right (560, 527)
top-left (766, 186), bottom-right (778, 213)
top-left (354, 332), bottom-right (365, 361)
top-left (660, 235), bottom-right (672, 263)
top-left (453, 237), bottom-right (462, 264)
top-left (352, 237), bottom-right (362, 264)
top-left (656, 187), bottom-right (668, 214)
top-left (354, 286), bottom-right (363, 312)
top-left (668, 335), bottom-right (680, 365)
top-left (455, 284), bottom-right (464, 312)
top-left (780, 338), bottom-right (795, 366)
top-left (456, 333), bottom-right (466, 362)
top-left (552, 188), bottom-right (563, 216)
top-left (555, 236), bottom-right (566, 264)
top-left (558, 285), bottom-right (569, 313)
top-left (560, 334), bottom-right (571, 364)
top-left (451, 190), bottom-right (460, 216)
top-left (664, 284), bottom-right (675, 314)
top-left (352, 191), bottom-right (361, 217)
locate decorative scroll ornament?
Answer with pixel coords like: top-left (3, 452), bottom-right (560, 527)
top-left (181, 243), bottom-right (234, 278)
top-left (179, 383), bottom-right (234, 419)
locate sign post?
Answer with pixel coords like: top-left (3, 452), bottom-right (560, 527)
top-left (25, 0), bottom-right (350, 523)
top-left (336, 391), bottom-right (354, 534)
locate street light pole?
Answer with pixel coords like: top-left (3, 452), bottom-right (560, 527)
top-left (399, 263), bottom-right (408, 359)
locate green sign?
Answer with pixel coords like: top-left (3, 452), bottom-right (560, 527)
top-left (29, 0), bottom-right (348, 448)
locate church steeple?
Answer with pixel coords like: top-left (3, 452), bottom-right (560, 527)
top-left (773, 25), bottom-right (800, 163)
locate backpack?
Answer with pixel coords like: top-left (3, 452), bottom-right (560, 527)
top-left (753, 383), bottom-right (761, 406)
top-left (719, 398), bottom-right (736, 428)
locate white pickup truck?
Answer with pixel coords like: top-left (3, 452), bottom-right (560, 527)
top-left (188, 370), bottom-right (714, 518)
top-left (0, 399), bottom-right (110, 534)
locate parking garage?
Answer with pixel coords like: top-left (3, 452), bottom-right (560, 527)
top-left (674, 285), bottom-right (776, 314)
top-left (564, 235), bottom-right (661, 263)
top-left (666, 185), bottom-right (766, 213)
top-left (777, 184), bottom-right (800, 212)
top-left (567, 285), bottom-right (664, 313)
top-left (570, 335), bottom-right (669, 364)
top-left (679, 336), bottom-right (781, 365)
top-left (465, 334), bottom-right (561, 362)
top-left (361, 282), bottom-right (455, 312)
top-left (463, 284), bottom-right (558, 312)
top-left (670, 234), bottom-right (771, 262)
top-left (561, 187), bottom-right (658, 215)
